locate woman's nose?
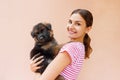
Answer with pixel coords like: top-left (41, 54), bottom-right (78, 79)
top-left (67, 23), bottom-right (74, 31)
top-left (69, 23), bottom-right (74, 29)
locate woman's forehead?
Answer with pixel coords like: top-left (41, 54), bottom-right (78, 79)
top-left (69, 14), bottom-right (85, 22)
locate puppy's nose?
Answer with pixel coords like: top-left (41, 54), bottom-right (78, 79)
top-left (38, 36), bottom-right (44, 40)
top-left (39, 36), bottom-right (43, 39)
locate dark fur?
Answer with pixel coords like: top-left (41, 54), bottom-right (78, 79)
top-left (30, 22), bottom-right (64, 80)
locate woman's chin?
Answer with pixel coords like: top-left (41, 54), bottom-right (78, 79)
top-left (68, 36), bottom-right (76, 40)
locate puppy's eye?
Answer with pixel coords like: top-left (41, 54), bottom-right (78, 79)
top-left (36, 32), bottom-right (39, 34)
top-left (41, 29), bottom-right (44, 32)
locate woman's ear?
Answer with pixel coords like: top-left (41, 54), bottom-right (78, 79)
top-left (85, 26), bottom-right (92, 33)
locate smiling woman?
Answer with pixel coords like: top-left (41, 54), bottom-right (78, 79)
top-left (67, 13), bottom-right (87, 40)
top-left (67, 9), bottom-right (93, 59)
top-left (0, 0), bottom-right (120, 80)
top-left (30, 9), bottom-right (93, 80)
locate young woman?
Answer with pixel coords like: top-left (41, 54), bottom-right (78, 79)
top-left (30, 9), bottom-right (93, 80)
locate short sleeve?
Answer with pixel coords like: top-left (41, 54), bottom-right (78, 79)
top-left (59, 42), bottom-right (81, 63)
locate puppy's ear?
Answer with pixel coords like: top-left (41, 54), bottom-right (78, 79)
top-left (50, 30), bottom-right (53, 37)
top-left (45, 23), bottom-right (52, 30)
top-left (31, 31), bottom-right (35, 38)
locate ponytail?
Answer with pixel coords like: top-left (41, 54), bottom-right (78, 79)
top-left (71, 9), bottom-right (93, 59)
top-left (83, 33), bottom-right (92, 59)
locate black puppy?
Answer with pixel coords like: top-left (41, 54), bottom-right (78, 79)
top-left (30, 22), bottom-right (64, 80)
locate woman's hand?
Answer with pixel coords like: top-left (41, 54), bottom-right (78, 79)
top-left (30, 56), bottom-right (44, 73)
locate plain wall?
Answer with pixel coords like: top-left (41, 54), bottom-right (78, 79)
top-left (0, 0), bottom-right (120, 80)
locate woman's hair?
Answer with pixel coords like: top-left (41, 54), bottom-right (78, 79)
top-left (71, 9), bottom-right (93, 59)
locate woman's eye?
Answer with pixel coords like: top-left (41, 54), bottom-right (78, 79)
top-left (76, 23), bottom-right (81, 26)
top-left (68, 20), bottom-right (72, 24)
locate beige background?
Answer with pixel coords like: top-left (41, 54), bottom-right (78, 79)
top-left (0, 0), bottom-right (120, 80)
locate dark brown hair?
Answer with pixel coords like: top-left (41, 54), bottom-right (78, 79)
top-left (71, 9), bottom-right (93, 59)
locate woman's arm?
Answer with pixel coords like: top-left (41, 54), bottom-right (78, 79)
top-left (37, 51), bottom-right (71, 80)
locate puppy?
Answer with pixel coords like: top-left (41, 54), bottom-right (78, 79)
top-left (30, 22), bottom-right (64, 80)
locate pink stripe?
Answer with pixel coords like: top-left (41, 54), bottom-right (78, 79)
top-left (59, 42), bottom-right (85, 80)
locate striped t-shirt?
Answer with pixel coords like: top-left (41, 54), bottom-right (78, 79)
top-left (59, 42), bottom-right (85, 80)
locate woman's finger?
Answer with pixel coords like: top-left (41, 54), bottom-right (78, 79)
top-left (31, 66), bottom-right (41, 72)
top-left (34, 59), bottom-right (44, 66)
top-left (30, 60), bottom-right (43, 72)
top-left (31, 54), bottom-right (39, 60)
top-left (31, 55), bottom-right (44, 63)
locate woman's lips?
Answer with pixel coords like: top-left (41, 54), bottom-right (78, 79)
top-left (68, 31), bottom-right (77, 34)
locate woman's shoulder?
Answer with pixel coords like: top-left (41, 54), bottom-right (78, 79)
top-left (64, 42), bottom-right (84, 47)
top-left (61, 42), bottom-right (84, 50)
top-left (59, 41), bottom-right (85, 63)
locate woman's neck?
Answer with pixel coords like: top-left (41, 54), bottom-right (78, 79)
top-left (70, 38), bottom-right (83, 43)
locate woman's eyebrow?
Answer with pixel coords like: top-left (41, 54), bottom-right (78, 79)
top-left (70, 19), bottom-right (81, 21)
top-left (68, 19), bottom-right (82, 23)
top-left (75, 20), bottom-right (82, 23)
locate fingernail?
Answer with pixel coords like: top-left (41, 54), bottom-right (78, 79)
top-left (40, 56), bottom-right (44, 58)
top-left (41, 59), bottom-right (44, 61)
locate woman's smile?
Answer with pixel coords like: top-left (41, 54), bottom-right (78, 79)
top-left (68, 30), bottom-right (77, 34)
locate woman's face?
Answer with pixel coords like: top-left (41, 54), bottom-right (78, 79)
top-left (67, 13), bottom-right (91, 42)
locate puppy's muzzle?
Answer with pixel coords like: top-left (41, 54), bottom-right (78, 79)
top-left (38, 35), bottom-right (45, 42)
